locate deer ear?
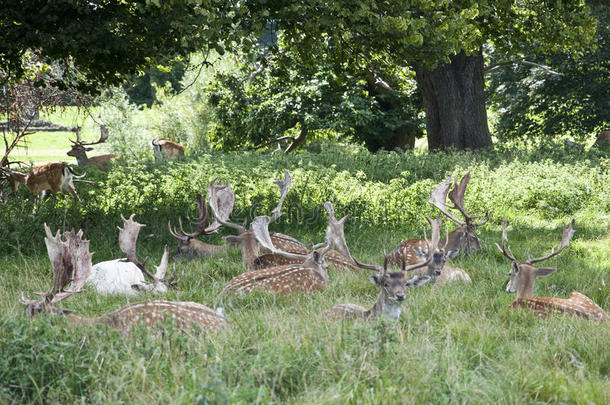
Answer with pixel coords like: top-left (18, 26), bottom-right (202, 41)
top-left (535, 267), bottom-right (557, 277)
top-left (406, 275), bottom-right (432, 287)
top-left (446, 249), bottom-right (460, 260)
top-left (413, 247), bottom-right (427, 259)
top-left (369, 274), bottom-right (381, 286)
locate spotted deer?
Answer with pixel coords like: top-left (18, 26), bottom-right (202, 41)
top-left (151, 138), bottom-right (185, 159)
top-left (87, 214), bottom-right (179, 295)
top-left (208, 171), bottom-right (310, 270)
top-left (496, 219), bottom-right (608, 321)
top-left (0, 167), bottom-right (26, 191)
top-left (386, 172), bottom-right (489, 266)
top-left (24, 162), bottom-right (84, 200)
top-left (322, 259), bottom-right (433, 322)
top-left (67, 126), bottom-right (118, 171)
top-left (220, 215), bottom-right (332, 295)
top-left (21, 224), bottom-right (225, 334)
top-left (168, 194), bottom-right (229, 260)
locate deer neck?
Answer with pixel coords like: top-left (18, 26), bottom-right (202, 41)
top-left (72, 150), bottom-right (89, 166)
top-left (368, 290), bottom-right (402, 321)
top-left (240, 230), bottom-right (260, 270)
top-left (191, 239), bottom-right (227, 256)
top-left (516, 268), bottom-right (536, 299)
top-left (65, 313), bottom-right (105, 325)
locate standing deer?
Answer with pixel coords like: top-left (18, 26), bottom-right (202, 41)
top-left (151, 138), bottom-right (185, 159)
top-left (21, 224), bottom-right (225, 334)
top-left (496, 219), bottom-right (608, 321)
top-left (87, 214), bottom-right (179, 295)
top-left (386, 172), bottom-right (489, 266)
top-left (67, 126), bottom-right (118, 171)
top-left (24, 162), bottom-right (84, 200)
top-left (0, 167), bottom-right (26, 191)
top-left (322, 259), bottom-right (432, 322)
top-left (220, 215), bottom-right (332, 295)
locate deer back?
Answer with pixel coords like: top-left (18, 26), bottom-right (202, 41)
top-left (322, 304), bottom-right (368, 321)
top-left (25, 163), bottom-right (68, 192)
top-left (385, 238), bottom-right (428, 267)
top-left (434, 265), bottom-right (471, 286)
top-left (153, 140), bottom-right (184, 158)
top-left (253, 249), bottom-right (358, 271)
top-left (103, 300), bottom-right (226, 334)
top-left (220, 260), bottom-right (328, 295)
top-left (511, 292), bottom-right (609, 322)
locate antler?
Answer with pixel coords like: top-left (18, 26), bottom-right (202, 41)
top-left (494, 218), bottom-right (518, 262)
top-left (71, 125), bottom-right (109, 146)
top-left (527, 220), bottom-right (575, 264)
top-left (323, 201), bottom-right (354, 263)
top-left (270, 170), bottom-right (292, 222)
top-left (207, 177), bottom-right (244, 232)
top-left (22, 224), bottom-right (93, 314)
top-left (168, 194), bottom-right (212, 241)
top-left (118, 214), bottom-right (145, 263)
top-left (429, 177), bottom-right (466, 226)
top-left (251, 216), bottom-right (311, 261)
top-left (426, 216), bottom-right (442, 253)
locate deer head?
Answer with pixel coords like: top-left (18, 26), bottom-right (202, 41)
top-left (67, 126), bottom-right (109, 162)
top-left (370, 260), bottom-right (432, 304)
top-left (21, 224), bottom-right (92, 316)
top-left (118, 214), bottom-right (178, 289)
top-left (429, 172), bottom-right (490, 255)
top-left (411, 217), bottom-right (459, 277)
top-left (496, 218), bottom-right (575, 299)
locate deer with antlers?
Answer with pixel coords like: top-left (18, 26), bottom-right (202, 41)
top-left (86, 214), bottom-right (179, 295)
top-left (168, 194), bottom-right (230, 261)
top-left (386, 173), bottom-right (489, 267)
top-left (496, 219), bottom-right (608, 321)
top-left (220, 214), bottom-right (334, 295)
top-left (322, 259), bottom-right (432, 322)
top-left (151, 138), bottom-right (185, 160)
top-left (67, 126), bottom-right (118, 171)
top-left (21, 224), bottom-right (226, 334)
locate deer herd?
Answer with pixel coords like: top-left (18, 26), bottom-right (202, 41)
top-left (16, 166), bottom-right (608, 336)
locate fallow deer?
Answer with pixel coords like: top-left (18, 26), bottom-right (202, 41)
top-left (322, 260), bottom-right (432, 322)
top-left (25, 162), bottom-right (84, 200)
top-left (386, 172), bottom-right (489, 266)
top-left (87, 214), bottom-right (179, 295)
top-left (220, 215), bottom-right (332, 295)
top-left (496, 219), bottom-right (608, 321)
top-left (0, 167), bottom-right (26, 191)
top-left (151, 138), bottom-right (185, 159)
top-left (208, 171), bottom-right (310, 270)
top-left (67, 126), bottom-right (118, 171)
top-left (168, 194), bottom-right (229, 260)
top-left (21, 224), bottom-right (225, 334)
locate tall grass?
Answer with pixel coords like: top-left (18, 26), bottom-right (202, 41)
top-left (0, 144), bottom-right (608, 403)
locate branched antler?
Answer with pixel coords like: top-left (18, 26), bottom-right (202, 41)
top-left (527, 220), bottom-right (575, 264)
top-left (495, 218), bottom-right (518, 262)
top-left (429, 177), bottom-right (465, 226)
top-left (168, 194), bottom-right (214, 241)
top-left (430, 172), bottom-right (490, 228)
top-left (270, 170), bottom-right (292, 222)
top-left (207, 178), bottom-right (243, 232)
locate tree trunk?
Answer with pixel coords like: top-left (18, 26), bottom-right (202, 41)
top-left (415, 51), bottom-right (492, 150)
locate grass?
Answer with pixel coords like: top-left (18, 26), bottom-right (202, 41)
top-left (0, 135), bottom-right (609, 403)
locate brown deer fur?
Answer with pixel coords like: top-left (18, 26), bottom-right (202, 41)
top-left (152, 139), bottom-right (185, 159)
top-left (25, 163), bottom-right (80, 199)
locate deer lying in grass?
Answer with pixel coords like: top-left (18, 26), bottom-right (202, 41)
top-left (151, 138), bottom-right (185, 159)
top-left (21, 224), bottom-right (225, 334)
top-left (386, 172), bottom-right (489, 266)
top-left (168, 194), bottom-right (229, 260)
top-left (322, 259), bottom-right (432, 322)
top-left (24, 162), bottom-right (84, 200)
top-left (496, 219), bottom-right (608, 321)
top-left (409, 217), bottom-right (472, 286)
top-left (87, 214), bottom-right (179, 295)
top-left (251, 202), bottom-right (361, 272)
top-left (220, 215), bottom-right (332, 295)
top-left (67, 126), bottom-right (118, 171)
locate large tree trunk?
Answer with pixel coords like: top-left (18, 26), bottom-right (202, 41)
top-left (415, 51), bottom-right (492, 150)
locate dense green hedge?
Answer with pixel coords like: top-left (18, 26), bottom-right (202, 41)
top-left (1, 142), bottom-right (608, 255)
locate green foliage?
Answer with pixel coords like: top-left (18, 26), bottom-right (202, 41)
top-left (1, 142), bottom-right (608, 255)
top-left (123, 61), bottom-right (187, 107)
top-left (487, 2), bottom-right (610, 142)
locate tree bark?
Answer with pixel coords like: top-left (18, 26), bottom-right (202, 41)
top-left (415, 51), bottom-right (492, 150)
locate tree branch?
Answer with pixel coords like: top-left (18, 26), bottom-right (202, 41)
top-left (484, 58), bottom-right (561, 75)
